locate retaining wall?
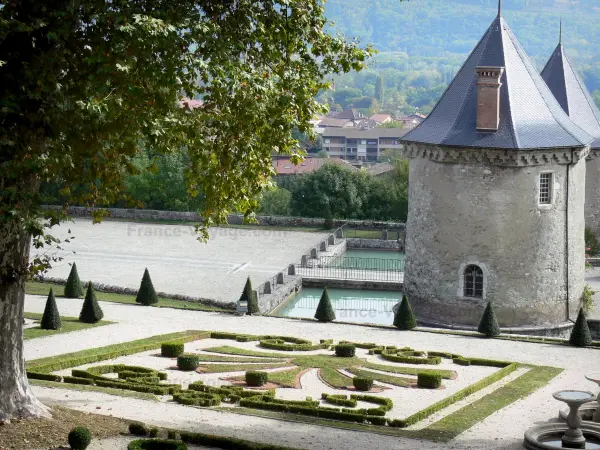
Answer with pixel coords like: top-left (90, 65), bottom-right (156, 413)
top-left (347, 238), bottom-right (404, 251)
top-left (301, 278), bottom-right (403, 291)
top-left (46, 206), bottom-right (406, 231)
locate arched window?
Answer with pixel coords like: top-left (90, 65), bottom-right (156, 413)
top-left (464, 265), bottom-right (484, 298)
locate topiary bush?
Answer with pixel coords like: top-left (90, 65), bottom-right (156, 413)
top-left (477, 301), bottom-right (500, 338)
top-left (245, 371), bottom-right (269, 387)
top-left (167, 430), bottom-right (178, 440)
top-left (128, 439), bottom-right (187, 450)
top-left (393, 295), bottom-right (417, 330)
top-left (177, 354), bottom-right (200, 371)
top-left (335, 344), bottom-right (356, 358)
top-left (161, 342), bottom-right (185, 358)
top-left (40, 288), bottom-right (62, 330)
top-left (79, 282), bottom-right (104, 323)
top-left (417, 373), bottom-right (442, 389)
top-left (569, 308), bottom-right (592, 347)
top-left (314, 287), bottom-right (336, 322)
top-left (68, 427), bottom-right (91, 450)
top-left (240, 277), bottom-right (259, 315)
top-left (149, 428), bottom-right (159, 438)
top-left (64, 262), bottom-right (84, 298)
top-left (136, 268), bottom-right (159, 306)
top-left (129, 422), bottom-right (150, 436)
top-left (352, 377), bottom-right (373, 392)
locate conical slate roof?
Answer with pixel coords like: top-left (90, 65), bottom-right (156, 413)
top-left (541, 41), bottom-right (600, 139)
top-left (402, 15), bottom-right (593, 150)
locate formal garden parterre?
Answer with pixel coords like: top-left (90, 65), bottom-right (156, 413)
top-left (24, 330), bottom-right (562, 441)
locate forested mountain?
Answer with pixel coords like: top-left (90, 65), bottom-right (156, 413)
top-left (322, 0), bottom-right (600, 114)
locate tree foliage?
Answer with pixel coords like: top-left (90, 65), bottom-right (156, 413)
top-left (569, 308), bottom-right (592, 348)
top-left (314, 287), bottom-right (336, 322)
top-left (393, 295), bottom-right (416, 330)
top-left (258, 187), bottom-right (292, 217)
top-left (64, 263), bottom-right (84, 299)
top-left (79, 282), bottom-right (104, 324)
top-left (135, 268), bottom-right (158, 306)
top-left (40, 289), bottom-right (62, 331)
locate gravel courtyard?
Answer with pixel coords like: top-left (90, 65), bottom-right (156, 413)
top-left (24, 294), bottom-right (600, 450)
top-left (32, 219), bottom-right (327, 304)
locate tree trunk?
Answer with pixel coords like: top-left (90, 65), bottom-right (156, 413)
top-left (0, 229), bottom-right (50, 422)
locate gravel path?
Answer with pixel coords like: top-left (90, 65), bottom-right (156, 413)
top-left (32, 219), bottom-right (327, 304)
top-left (24, 294), bottom-right (600, 450)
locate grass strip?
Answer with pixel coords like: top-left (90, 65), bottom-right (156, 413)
top-left (362, 362), bottom-right (455, 379)
top-left (418, 365), bottom-right (563, 442)
top-left (27, 330), bottom-right (208, 372)
top-left (26, 281), bottom-right (229, 313)
top-left (30, 379), bottom-right (159, 401)
top-left (261, 367), bottom-right (303, 388)
top-left (199, 363), bottom-right (291, 374)
top-left (23, 312), bottom-right (112, 340)
top-left (319, 367), bottom-right (353, 389)
top-left (203, 346), bottom-right (291, 359)
top-left (346, 368), bottom-right (412, 387)
top-left (194, 354), bottom-right (276, 363)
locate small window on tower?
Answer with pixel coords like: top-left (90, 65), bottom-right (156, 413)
top-left (539, 173), bottom-right (553, 205)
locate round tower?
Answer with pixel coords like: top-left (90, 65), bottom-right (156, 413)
top-left (401, 11), bottom-right (593, 329)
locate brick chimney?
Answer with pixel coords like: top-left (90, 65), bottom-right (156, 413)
top-left (475, 66), bottom-right (505, 131)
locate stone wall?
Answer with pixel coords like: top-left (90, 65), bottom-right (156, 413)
top-left (301, 278), bottom-right (403, 291)
top-left (403, 149), bottom-right (586, 328)
top-left (346, 238), bottom-right (404, 251)
top-left (50, 206), bottom-right (405, 231)
top-left (585, 156), bottom-right (600, 240)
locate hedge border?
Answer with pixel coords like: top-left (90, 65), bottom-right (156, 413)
top-left (128, 438), bottom-right (188, 450)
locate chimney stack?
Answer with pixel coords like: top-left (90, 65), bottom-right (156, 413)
top-left (475, 66), bottom-right (504, 132)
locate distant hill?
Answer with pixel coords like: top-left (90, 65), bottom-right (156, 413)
top-left (322, 0), bottom-right (600, 113)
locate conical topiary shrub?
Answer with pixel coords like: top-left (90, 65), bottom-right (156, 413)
top-left (393, 295), bottom-right (417, 330)
top-left (478, 301), bottom-right (500, 338)
top-left (135, 268), bottom-right (158, 306)
top-left (40, 288), bottom-right (62, 330)
top-left (314, 287), bottom-right (336, 322)
top-left (569, 308), bottom-right (592, 347)
top-left (64, 262), bottom-right (84, 298)
top-left (79, 282), bottom-right (104, 323)
top-left (241, 277), bottom-right (259, 315)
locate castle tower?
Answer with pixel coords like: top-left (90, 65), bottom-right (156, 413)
top-left (540, 27), bottom-right (600, 240)
top-left (401, 11), bottom-right (593, 329)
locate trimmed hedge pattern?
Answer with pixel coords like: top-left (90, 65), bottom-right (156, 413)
top-left (161, 342), bottom-right (185, 358)
top-left (246, 371), bottom-right (269, 387)
top-left (334, 344), bottom-right (356, 358)
top-left (417, 373), bottom-right (442, 389)
top-left (321, 393), bottom-right (357, 408)
top-left (259, 338), bottom-right (332, 352)
top-left (173, 390), bottom-right (221, 407)
top-left (177, 354), bottom-right (200, 371)
top-left (381, 349), bottom-right (441, 365)
top-left (180, 431), bottom-right (302, 449)
top-left (353, 377), bottom-right (373, 391)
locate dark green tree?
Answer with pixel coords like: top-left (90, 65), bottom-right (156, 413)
top-left (241, 277), bottom-right (259, 315)
top-left (375, 75), bottom-right (385, 105)
top-left (64, 263), bottom-right (84, 299)
top-left (135, 269), bottom-right (158, 306)
top-left (315, 287), bottom-right (336, 322)
top-left (79, 282), bottom-right (104, 324)
top-left (393, 295), bottom-right (417, 330)
top-left (40, 289), bottom-right (62, 331)
top-left (569, 308), bottom-right (592, 347)
top-left (478, 301), bottom-right (501, 338)
top-left (0, 0), bottom-right (371, 420)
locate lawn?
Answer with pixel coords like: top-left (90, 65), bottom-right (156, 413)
top-left (23, 312), bottom-right (112, 340)
top-left (26, 281), bottom-right (230, 313)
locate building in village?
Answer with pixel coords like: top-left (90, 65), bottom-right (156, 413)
top-left (401, 5), bottom-right (595, 331)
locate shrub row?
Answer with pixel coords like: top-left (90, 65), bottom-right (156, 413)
top-left (259, 338), bottom-right (332, 352)
top-left (173, 391), bottom-right (221, 407)
top-left (246, 371), bottom-right (268, 387)
top-left (177, 354), bottom-right (200, 371)
top-left (428, 351), bottom-right (460, 359)
top-left (27, 372), bottom-right (62, 382)
top-left (380, 349), bottom-right (442, 365)
top-left (188, 382), bottom-right (273, 403)
top-left (338, 341), bottom-right (378, 349)
top-left (62, 376), bottom-right (95, 385)
top-left (27, 331), bottom-right (209, 374)
top-left (321, 393), bottom-right (357, 408)
top-left (453, 357), bottom-right (471, 366)
top-left (179, 430), bottom-right (301, 449)
top-left (161, 343), bottom-right (185, 358)
top-left (129, 423), bottom-right (150, 436)
top-left (94, 378), bottom-right (179, 395)
top-left (239, 396), bottom-right (386, 426)
top-left (334, 344), bottom-right (356, 358)
top-left (128, 439), bottom-right (187, 450)
top-left (417, 373), bottom-right (442, 389)
top-left (210, 332), bottom-right (242, 340)
top-left (389, 363), bottom-right (518, 428)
